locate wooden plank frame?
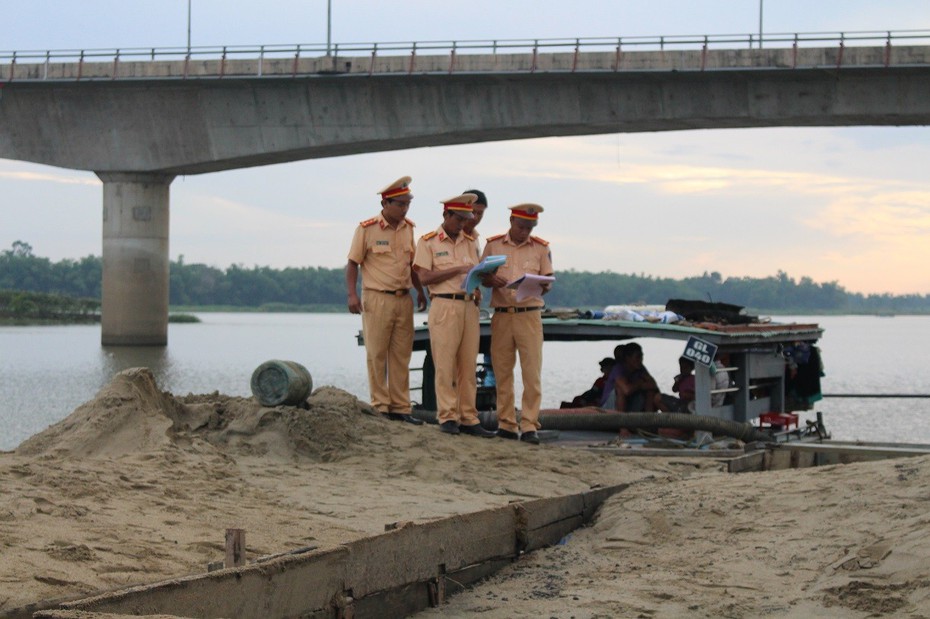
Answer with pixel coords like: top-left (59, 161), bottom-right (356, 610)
top-left (45, 484), bottom-right (629, 619)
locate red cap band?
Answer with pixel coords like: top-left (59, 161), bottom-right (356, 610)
top-left (510, 209), bottom-right (538, 220)
top-left (382, 186), bottom-right (411, 199)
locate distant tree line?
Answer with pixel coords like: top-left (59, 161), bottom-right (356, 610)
top-left (0, 289), bottom-right (100, 322)
top-left (3, 240), bottom-right (930, 314)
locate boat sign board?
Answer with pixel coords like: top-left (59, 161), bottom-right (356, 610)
top-left (683, 336), bottom-right (717, 366)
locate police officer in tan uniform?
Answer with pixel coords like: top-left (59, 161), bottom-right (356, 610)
top-left (481, 204), bottom-right (554, 444)
top-left (462, 188), bottom-right (488, 247)
top-left (346, 176), bottom-right (427, 425)
top-left (413, 194), bottom-right (496, 438)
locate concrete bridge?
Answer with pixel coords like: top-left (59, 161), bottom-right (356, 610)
top-left (2, 32), bottom-right (930, 344)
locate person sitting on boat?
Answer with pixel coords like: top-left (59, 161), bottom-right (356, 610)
top-left (712, 352), bottom-right (732, 407)
top-left (602, 343), bottom-right (661, 412)
top-left (655, 356), bottom-right (696, 413)
top-left (599, 344), bottom-right (626, 408)
top-left (561, 356), bottom-right (615, 408)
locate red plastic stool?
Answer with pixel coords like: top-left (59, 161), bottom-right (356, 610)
top-left (758, 411), bottom-right (799, 430)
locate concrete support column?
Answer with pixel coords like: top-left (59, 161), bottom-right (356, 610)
top-left (97, 173), bottom-right (176, 346)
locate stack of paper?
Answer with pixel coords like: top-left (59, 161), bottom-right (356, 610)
top-left (462, 255), bottom-right (507, 292)
top-left (506, 274), bottom-right (556, 302)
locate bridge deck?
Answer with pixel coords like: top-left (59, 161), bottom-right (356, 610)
top-left (4, 34), bottom-right (930, 82)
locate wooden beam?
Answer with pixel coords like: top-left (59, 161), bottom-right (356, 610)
top-left (225, 528), bottom-right (246, 568)
top-left (56, 483), bottom-right (630, 619)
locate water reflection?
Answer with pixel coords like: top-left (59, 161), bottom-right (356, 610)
top-left (99, 346), bottom-right (172, 386)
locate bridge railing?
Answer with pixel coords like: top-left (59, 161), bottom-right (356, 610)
top-left (3, 29), bottom-right (930, 81)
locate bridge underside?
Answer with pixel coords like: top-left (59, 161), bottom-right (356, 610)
top-left (2, 49), bottom-right (929, 344)
top-left (2, 67), bottom-right (930, 175)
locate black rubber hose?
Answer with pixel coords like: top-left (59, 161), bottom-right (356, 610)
top-left (413, 408), bottom-right (774, 443)
top-left (538, 409), bottom-right (774, 443)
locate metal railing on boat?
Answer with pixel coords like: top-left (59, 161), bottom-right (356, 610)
top-left (823, 393), bottom-right (930, 398)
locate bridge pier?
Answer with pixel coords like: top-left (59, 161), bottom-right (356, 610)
top-left (97, 173), bottom-right (175, 346)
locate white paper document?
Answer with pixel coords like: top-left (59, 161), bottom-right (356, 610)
top-left (506, 274), bottom-right (556, 302)
top-left (462, 255), bottom-right (507, 292)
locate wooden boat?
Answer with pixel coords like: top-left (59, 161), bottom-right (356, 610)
top-left (395, 312), bottom-right (825, 434)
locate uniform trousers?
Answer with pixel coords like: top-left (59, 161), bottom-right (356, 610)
top-left (361, 290), bottom-right (414, 413)
top-left (490, 311), bottom-right (544, 433)
top-left (427, 297), bottom-right (480, 425)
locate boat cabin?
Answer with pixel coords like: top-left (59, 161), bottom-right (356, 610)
top-left (358, 315), bottom-right (824, 424)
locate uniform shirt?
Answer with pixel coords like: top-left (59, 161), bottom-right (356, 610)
top-left (347, 213), bottom-right (416, 291)
top-left (481, 233), bottom-right (553, 308)
top-left (413, 226), bottom-right (480, 295)
top-left (470, 230), bottom-right (482, 258)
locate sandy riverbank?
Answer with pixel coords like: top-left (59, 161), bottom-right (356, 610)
top-left (2, 368), bottom-right (928, 617)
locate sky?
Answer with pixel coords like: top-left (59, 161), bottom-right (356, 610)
top-left (3, 1), bottom-right (930, 295)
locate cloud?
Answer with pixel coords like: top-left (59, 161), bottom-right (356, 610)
top-left (5, 124), bottom-right (930, 293)
top-left (0, 168), bottom-right (99, 186)
top-left (479, 138), bottom-right (890, 197)
top-left (181, 195), bottom-right (335, 232)
top-left (168, 193), bottom-right (343, 268)
top-left (810, 191), bottom-right (930, 239)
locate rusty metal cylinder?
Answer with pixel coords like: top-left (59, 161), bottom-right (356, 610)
top-left (250, 360), bottom-right (313, 406)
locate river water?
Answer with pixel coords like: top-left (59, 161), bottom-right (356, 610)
top-left (2, 313), bottom-right (929, 451)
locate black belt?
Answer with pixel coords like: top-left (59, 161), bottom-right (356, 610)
top-left (495, 306), bottom-right (543, 313)
top-left (431, 293), bottom-right (473, 301)
top-left (369, 289), bottom-right (409, 296)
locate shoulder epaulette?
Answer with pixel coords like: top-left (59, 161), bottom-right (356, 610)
top-left (463, 232), bottom-right (476, 241)
top-left (360, 217), bottom-right (378, 228)
top-left (421, 230), bottom-right (438, 240)
top-left (530, 235), bottom-right (549, 246)
top-left (405, 217), bottom-right (416, 226)
top-left (486, 233), bottom-right (506, 242)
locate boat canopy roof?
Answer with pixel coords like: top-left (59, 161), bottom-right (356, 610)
top-left (406, 317), bottom-right (822, 352)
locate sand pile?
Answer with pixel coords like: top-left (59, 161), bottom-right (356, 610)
top-left (1, 368), bottom-right (701, 614)
top-left (424, 455), bottom-right (930, 618)
top-left (176, 385), bottom-right (373, 462)
top-left (4, 368), bottom-right (930, 617)
top-left (15, 368), bottom-right (181, 458)
top-left (16, 368), bottom-right (375, 463)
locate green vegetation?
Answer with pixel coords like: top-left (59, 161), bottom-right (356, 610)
top-left (0, 289), bottom-right (100, 324)
top-left (0, 289), bottom-right (201, 324)
top-left (167, 313), bottom-right (201, 323)
top-left (3, 240), bottom-right (930, 315)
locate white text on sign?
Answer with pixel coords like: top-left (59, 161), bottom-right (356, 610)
top-left (683, 336), bottom-right (718, 367)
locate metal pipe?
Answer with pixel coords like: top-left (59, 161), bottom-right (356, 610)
top-left (326, 0), bottom-right (332, 56)
top-left (758, 0), bottom-right (764, 49)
